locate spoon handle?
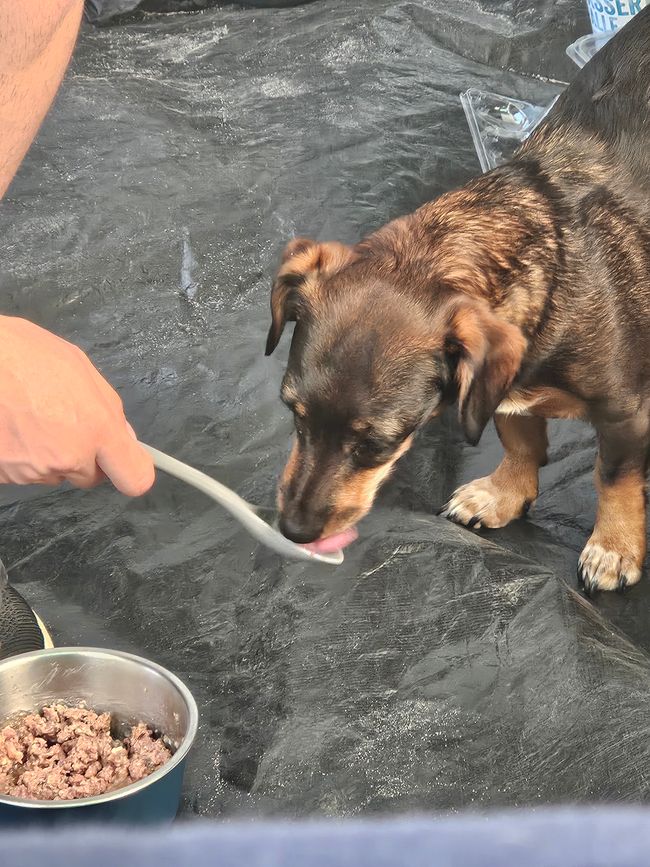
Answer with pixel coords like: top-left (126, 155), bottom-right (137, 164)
top-left (141, 443), bottom-right (343, 566)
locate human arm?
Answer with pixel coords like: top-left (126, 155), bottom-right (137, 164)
top-left (0, 1), bottom-right (154, 495)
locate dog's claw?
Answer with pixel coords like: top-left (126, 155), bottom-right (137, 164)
top-left (578, 564), bottom-right (596, 597)
top-left (445, 510), bottom-right (482, 530)
top-left (617, 574), bottom-right (629, 593)
top-left (438, 499), bottom-right (482, 530)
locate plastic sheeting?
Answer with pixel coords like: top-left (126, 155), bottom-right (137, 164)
top-left (3, 0), bottom-right (650, 819)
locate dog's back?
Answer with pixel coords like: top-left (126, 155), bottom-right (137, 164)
top-left (521, 7), bottom-right (650, 208)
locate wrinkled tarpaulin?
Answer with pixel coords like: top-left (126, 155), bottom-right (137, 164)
top-left (3, 0), bottom-right (650, 818)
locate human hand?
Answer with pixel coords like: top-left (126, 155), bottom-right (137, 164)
top-left (0, 316), bottom-right (154, 495)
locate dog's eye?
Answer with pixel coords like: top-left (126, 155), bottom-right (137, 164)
top-left (351, 438), bottom-right (391, 466)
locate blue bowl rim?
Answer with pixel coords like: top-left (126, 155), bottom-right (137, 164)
top-left (0, 646), bottom-right (199, 810)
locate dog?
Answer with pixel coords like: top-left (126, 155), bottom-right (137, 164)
top-left (265, 8), bottom-right (650, 594)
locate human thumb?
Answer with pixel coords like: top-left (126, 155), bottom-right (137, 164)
top-left (96, 428), bottom-right (155, 497)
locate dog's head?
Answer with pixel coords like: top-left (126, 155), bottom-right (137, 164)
top-left (265, 236), bottom-right (525, 546)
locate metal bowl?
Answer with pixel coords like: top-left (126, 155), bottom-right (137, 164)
top-left (0, 647), bottom-right (198, 826)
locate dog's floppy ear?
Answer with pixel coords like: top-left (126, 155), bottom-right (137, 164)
top-left (265, 238), bottom-right (354, 355)
top-left (446, 300), bottom-right (526, 446)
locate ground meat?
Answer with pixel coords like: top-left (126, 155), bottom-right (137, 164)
top-left (0, 704), bottom-right (172, 801)
top-left (127, 723), bottom-right (175, 782)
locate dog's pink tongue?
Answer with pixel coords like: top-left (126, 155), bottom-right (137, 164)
top-left (302, 527), bottom-right (358, 555)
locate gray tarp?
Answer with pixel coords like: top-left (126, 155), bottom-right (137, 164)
top-left (4, 0), bottom-right (650, 818)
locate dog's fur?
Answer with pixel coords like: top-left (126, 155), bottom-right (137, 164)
top-left (266, 9), bottom-right (650, 594)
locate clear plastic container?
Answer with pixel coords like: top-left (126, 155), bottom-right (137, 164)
top-left (460, 28), bottom-right (616, 172)
top-left (565, 31), bottom-right (614, 67)
top-left (460, 88), bottom-right (558, 173)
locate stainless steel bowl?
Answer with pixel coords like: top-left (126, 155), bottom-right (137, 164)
top-left (0, 647), bottom-right (198, 825)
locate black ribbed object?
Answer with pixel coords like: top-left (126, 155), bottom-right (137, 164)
top-left (84, 0), bottom-right (318, 23)
top-left (139, 0), bottom-right (318, 10)
top-left (0, 586), bottom-right (45, 661)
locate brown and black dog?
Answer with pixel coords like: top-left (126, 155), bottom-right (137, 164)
top-left (265, 9), bottom-right (650, 594)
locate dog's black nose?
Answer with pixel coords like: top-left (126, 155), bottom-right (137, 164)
top-left (279, 514), bottom-right (324, 544)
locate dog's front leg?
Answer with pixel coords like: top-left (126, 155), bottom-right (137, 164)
top-left (442, 415), bottom-right (548, 529)
top-left (578, 423), bottom-right (647, 595)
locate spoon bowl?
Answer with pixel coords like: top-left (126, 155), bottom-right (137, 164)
top-left (141, 444), bottom-right (344, 566)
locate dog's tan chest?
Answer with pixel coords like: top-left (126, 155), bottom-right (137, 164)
top-left (497, 387), bottom-right (587, 420)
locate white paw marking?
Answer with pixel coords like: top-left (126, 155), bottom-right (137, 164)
top-left (441, 477), bottom-right (530, 530)
top-left (578, 541), bottom-right (642, 594)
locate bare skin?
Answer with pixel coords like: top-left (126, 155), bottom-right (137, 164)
top-left (1, 0), bottom-right (83, 197)
top-left (0, 0), bottom-right (154, 495)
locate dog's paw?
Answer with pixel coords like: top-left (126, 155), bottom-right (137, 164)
top-left (578, 540), bottom-right (642, 595)
top-left (440, 475), bottom-right (533, 530)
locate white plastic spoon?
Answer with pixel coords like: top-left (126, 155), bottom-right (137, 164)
top-left (141, 444), bottom-right (343, 565)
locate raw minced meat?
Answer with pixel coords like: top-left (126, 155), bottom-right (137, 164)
top-left (0, 704), bottom-right (172, 801)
